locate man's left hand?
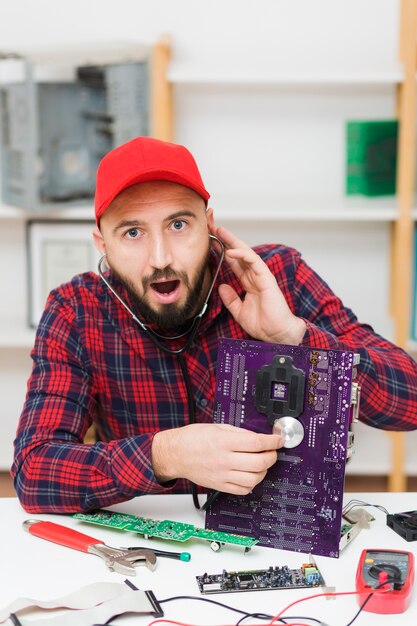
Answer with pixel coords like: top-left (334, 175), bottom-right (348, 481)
top-left (212, 225), bottom-right (306, 345)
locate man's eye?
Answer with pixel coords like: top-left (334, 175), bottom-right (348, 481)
top-left (172, 220), bottom-right (186, 231)
top-left (126, 228), bottom-right (139, 239)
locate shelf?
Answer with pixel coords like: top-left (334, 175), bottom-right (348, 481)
top-left (0, 43), bottom-right (150, 84)
top-left (0, 320), bottom-right (35, 349)
top-left (0, 197), bottom-right (402, 223)
top-left (0, 203), bottom-right (94, 221)
top-left (169, 66), bottom-right (404, 87)
top-left (213, 195), bottom-right (399, 222)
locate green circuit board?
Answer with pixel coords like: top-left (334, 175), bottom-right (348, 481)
top-left (73, 510), bottom-right (258, 551)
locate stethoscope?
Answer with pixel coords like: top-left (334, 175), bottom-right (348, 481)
top-left (98, 234), bottom-right (226, 510)
top-left (97, 233), bottom-right (225, 355)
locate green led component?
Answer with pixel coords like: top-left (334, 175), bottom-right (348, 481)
top-left (73, 510), bottom-right (258, 551)
top-left (341, 523), bottom-right (353, 535)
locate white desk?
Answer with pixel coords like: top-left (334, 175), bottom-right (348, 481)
top-left (1, 493), bottom-right (416, 625)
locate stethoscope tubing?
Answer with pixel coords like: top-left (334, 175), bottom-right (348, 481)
top-left (97, 234), bottom-right (225, 355)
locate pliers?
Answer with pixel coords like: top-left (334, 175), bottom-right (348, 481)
top-left (23, 519), bottom-right (157, 576)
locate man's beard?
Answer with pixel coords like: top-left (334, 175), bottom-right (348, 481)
top-left (109, 249), bottom-right (211, 332)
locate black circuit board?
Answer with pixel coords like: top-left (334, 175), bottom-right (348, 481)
top-left (196, 562), bottom-right (325, 594)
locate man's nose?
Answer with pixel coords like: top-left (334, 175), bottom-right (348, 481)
top-left (148, 234), bottom-right (173, 269)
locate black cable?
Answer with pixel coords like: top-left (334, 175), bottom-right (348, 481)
top-left (342, 500), bottom-right (390, 517)
top-left (177, 353), bottom-right (201, 510)
top-left (235, 613), bottom-right (278, 626)
top-left (95, 585), bottom-right (328, 626)
top-left (202, 489), bottom-right (221, 511)
top-left (344, 591), bottom-right (374, 626)
top-left (124, 579), bottom-right (139, 590)
top-left (159, 594), bottom-right (273, 619)
top-left (159, 595), bottom-right (322, 626)
top-left (235, 616), bottom-right (324, 626)
top-left (345, 576), bottom-right (397, 626)
top-left (100, 577), bottom-right (402, 626)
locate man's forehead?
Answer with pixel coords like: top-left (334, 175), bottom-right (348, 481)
top-left (100, 181), bottom-right (207, 230)
top-left (110, 180), bottom-right (205, 208)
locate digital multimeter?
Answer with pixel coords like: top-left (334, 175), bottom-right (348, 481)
top-left (355, 549), bottom-right (415, 614)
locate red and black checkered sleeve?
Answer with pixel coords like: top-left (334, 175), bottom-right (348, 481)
top-left (11, 291), bottom-right (174, 514)
top-left (287, 252), bottom-right (417, 431)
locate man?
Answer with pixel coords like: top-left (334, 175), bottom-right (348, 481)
top-left (12, 136), bottom-right (417, 513)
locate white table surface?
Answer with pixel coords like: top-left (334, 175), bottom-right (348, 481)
top-left (1, 492), bottom-right (416, 625)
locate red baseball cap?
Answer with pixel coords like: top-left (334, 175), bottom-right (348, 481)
top-left (94, 136), bottom-right (210, 222)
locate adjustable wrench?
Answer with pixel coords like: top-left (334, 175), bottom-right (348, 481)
top-left (23, 519), bottom-right (157, 575)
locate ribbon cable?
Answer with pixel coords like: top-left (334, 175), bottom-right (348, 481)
top-left (0, 582), bottom-right (162, 625)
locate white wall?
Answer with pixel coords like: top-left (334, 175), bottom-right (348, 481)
top-left (1, 0), bottom-right (398, 63)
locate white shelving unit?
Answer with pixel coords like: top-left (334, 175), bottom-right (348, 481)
top-left (167, 2), bottom-right (417, 489)
top-left (171, 74), bottom-right (399, 328)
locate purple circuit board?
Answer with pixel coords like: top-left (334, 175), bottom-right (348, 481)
top-left (205, 338), bottom-right (358, 558)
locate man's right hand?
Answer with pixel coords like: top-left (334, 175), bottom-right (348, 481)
top-left (151, 423), bottom-right (284, 495)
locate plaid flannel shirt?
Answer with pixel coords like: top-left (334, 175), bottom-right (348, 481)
top-left (12, 244), bottom-right (417, 513)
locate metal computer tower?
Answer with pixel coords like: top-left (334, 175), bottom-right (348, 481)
top-left (0, 54), bottom-right (149, 210)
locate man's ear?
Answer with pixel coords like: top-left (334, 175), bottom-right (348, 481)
top-left (92, 226), bottom-right (106, 255)
top-left (206, 206), bottom-right (215, 231)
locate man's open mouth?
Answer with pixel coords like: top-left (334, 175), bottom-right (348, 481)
top-left (151, 279), bottom-right (180, 294)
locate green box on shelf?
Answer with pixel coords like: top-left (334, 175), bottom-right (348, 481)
top-left (346, 120), bottom-right (398, 196)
